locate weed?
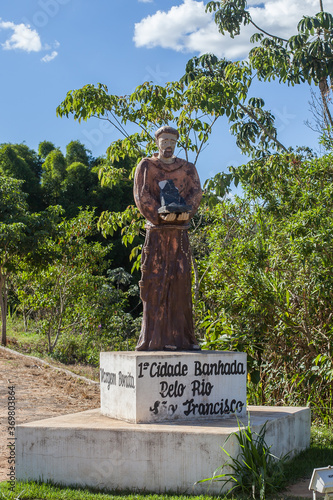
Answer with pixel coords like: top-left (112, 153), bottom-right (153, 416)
top-left (197, 416), bottom-right (289, 499)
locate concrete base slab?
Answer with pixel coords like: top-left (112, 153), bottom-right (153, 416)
top-left (16, 406), bottom-right (310, 494)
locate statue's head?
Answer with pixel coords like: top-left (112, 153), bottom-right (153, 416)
top-left (155, 126), bottom-right (179, 162)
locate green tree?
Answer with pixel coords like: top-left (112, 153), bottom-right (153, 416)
top-left (0, 176), bottom-right (58, 345)
top-left (57, 71), bottom-right (284, 164)
top-left (15, 210), bottom-right (107, 352)
top-left (205, 0), bottom-right (333, 139)
top-left (38, 140), bottom-right (56, 160)
top-left (60, 162), bottom-right (95, 217)
top-left (65, 140), bottom-right (91, 166)
top-left (0, 144), bottom-right (42, 211)
top-left (196, 151), bottom-right (333, 420)
top-left (41, 149), bottom-right (67, 204)
top-left (0, 176), bottom-right (28, 345)
top-left (182, 54), bottom-right (287, 156)
top-left (57, 78), bottom-right (280, 267)
top-left (15, 209), bottom-right (140, 357)
top-left (12, 143), bottom-right (43, 180)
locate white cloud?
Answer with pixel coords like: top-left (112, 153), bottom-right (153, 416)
top-left (139, 0), bottom-right (153, 2)
top-left (0, 19), bottom-right (59, 62)
top-left (41, 50), bottom-right (58, 63)
top-left (0, 19), bottom-right (42, 52)
top-left (134, 0), bottom-right (333, 59)
top-left (44, 40), bottom-right (60, 51)
top-left (134, 0), bottom-right (209, 51)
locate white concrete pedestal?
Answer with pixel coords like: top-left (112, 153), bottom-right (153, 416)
top-left (16, 406), bottom-right (311, 494)
top-left (100, 351), bottom-right (247, 423)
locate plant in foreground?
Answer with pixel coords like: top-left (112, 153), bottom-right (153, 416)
top-left (197, 416), bottom-right (289, 499)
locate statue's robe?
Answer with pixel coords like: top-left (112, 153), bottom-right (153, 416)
top-left (133, 153), bottom-right (202, 350)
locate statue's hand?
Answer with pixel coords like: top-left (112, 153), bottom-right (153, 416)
top-left (177, 212), bottom-right (189, 221)
top-left (160, 213), bottom-right (177, 222)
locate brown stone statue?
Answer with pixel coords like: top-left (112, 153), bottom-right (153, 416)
top-left (133, 126), bottom-right (202, 351)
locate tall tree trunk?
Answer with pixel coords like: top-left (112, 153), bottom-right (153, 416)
top-left (23, 310), bottom-right (28, 333)
top-left (318, 1), bottom-right (332, 133)
top-left (0, 273), bottom-right (8, 346)
top-left (319, 77), bottom-right (333, 132)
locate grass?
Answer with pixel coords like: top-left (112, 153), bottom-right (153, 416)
top-left (0, 482), bottom-right (230, 500)
top-left (283, 425), bottom-right (333, 484)
top-left (5, 317), bottom-right (48, 355)
top-left (4, 317), bottom-right (100, 382)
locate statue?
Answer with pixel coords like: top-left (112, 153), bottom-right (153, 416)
top-left (133, 125), bottom-right (202, 351)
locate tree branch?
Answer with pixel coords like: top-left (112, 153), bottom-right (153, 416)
top-left (249, 19), bottom-right (288, 43)
top-left (238, 103), bottom-right (288, 152)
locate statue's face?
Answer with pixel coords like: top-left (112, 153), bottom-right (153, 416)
top-left (156, 132), bottom-right (177, 159)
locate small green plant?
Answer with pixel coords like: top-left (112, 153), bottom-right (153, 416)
top-left (197, 416), bottom-right (289, 499)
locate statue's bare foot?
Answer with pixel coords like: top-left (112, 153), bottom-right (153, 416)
top-left (187, 345), bottom-right (201, 351)
top-left (164, 345), bottom-right (178, 351)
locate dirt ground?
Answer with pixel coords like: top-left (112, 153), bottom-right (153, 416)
top-left (283, 478), bottom-right (324, 499)
top-left (0, 346), bottom-right (322, 499)
top-left (0, 346), bottom-right (100, 483)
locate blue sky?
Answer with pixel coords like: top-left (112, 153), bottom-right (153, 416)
top-left (0, 0), bottom-right (331, 182)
